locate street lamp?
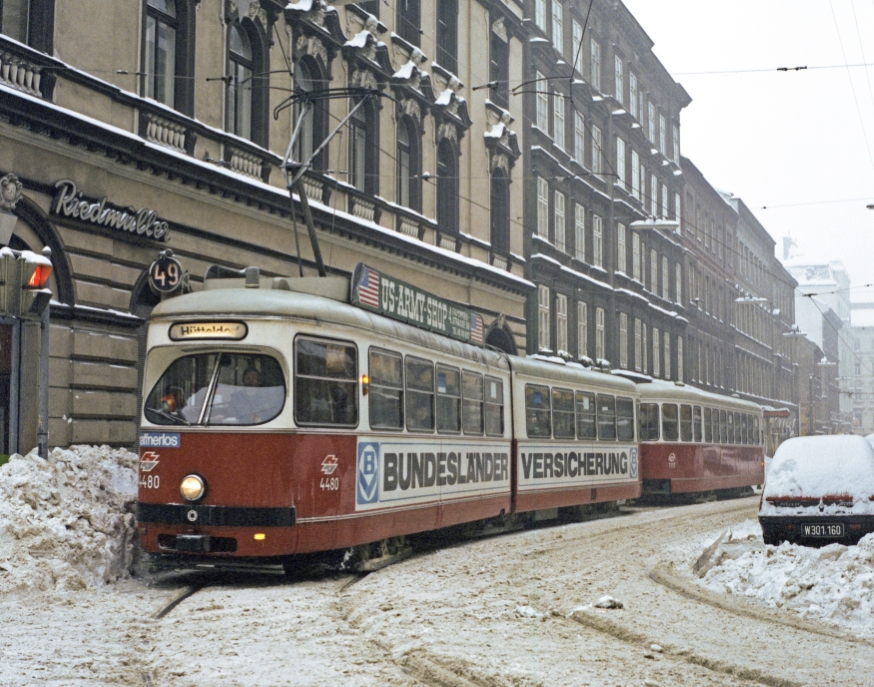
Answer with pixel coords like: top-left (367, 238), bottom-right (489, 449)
top-left (629, 218), bottom-right (681, 233)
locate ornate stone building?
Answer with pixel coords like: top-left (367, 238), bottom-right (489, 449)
top-left (0, 0), bottom-right (532, 451)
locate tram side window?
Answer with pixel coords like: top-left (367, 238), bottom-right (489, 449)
top-left (597, 394), bottom-right (616, 441)
top-left (553, 388), bottom-right (575, 439)
top-left (754, 416), bottom-right (761, 445)
top-left (638, 402), bottom-right (660, 441)
top-left (526, 384), bottom-right (551, 438)
top-left (436, 365), bottom-right (461, 433)
top-left (741, 414), bottom-right (749, 445)
top-left (462, 371), bottom-right (484, 435)
top-left (484, 376), bottom-right (504, 436)
top-left (719, 410), bottom-right (728, 444)
top-left (369, 349), bottom-right (403, 430)
top-left (703, 407), bottom-right (712, 443)
top-left (406, 357), bottom-right (435, 431)
top-left (616, 397), bottom-right (635, 441)
top-left (295, 338), bottom-right (358, 427)
top-left (679, 404), bottom-right (693, 442)
top-left (693, 406), bottom-right (703, 442)
top-left (662, 403), bottom-right (679, 442)
top-left (726, 412), bottom-right (734, 444)
top-left (576, 391), bottom-right (597, 439)
top-left (734, 412), bottom-right (742, 444)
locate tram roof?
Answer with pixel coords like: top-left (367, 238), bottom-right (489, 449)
top-left (637, 379), bottom-right (762, 411)
top-left (509, 356), bottom-right (638, 393)
top-left (149, 286), bottom-right (510, 369)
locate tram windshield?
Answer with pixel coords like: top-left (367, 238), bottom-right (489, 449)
top-left (144, 352), bottom-right (286, 426)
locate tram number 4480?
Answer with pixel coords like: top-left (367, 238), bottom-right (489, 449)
top-left (320, 477), bottom-right (339, 491)
top-left (139, 475), bottom-right (160, 489)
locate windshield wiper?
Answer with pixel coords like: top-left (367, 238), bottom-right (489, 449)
top-left (146, 407), bottom-right (191, 426)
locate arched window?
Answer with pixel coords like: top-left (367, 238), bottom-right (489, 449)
top-left (396, 117), bottom-right (420, 211)
top-left (490, 170), bottom-right (510, 253)
top-left (141, 0), bottom-right (194, 114)
top-left (293, 59), bottom-right (328, 171)
top-left (349, 98), bottom-right (378, 194)
top-left (227, 23), bottom-right (254, 139)
top-left (437, 138), bottom-right (458, 233)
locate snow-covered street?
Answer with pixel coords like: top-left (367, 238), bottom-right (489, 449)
top-left (4, 447), bottom-right (874, 686)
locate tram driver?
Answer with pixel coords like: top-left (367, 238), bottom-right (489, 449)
top-left (223, 366), bottom-right (283, 424)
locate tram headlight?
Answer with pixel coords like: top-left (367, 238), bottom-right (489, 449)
top-left (180, 474), bottom-right (207, 502)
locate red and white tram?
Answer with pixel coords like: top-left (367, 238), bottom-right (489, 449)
top-left (136, 266), bottom-right (640, 570)
top-left (636, 380), bottom-right (765, 498)
top-left (136, 265), bottom-right (762, 569)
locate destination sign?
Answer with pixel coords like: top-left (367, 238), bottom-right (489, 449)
top-left (169, 321), bottom-right (248, 341)
top-left (350, 263), bottom-right (484, 346)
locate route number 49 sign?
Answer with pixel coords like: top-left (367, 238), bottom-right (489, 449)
top-left (148, 251), bottom-right (184, 294)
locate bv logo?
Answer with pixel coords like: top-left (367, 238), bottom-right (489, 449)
top-left (140, 451), bottom-right (160, 472)
top-left (357, 442), bottom-right (380, 505)
top-left (629, 448), bottom-right (638, 479)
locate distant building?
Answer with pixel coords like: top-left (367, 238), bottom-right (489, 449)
top-left (846, 305), bottom-right (874, 434)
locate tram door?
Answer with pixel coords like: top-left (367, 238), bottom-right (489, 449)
top-left (0, 325), bottom-right (10, 462)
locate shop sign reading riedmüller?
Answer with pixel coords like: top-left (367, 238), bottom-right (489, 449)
top-left (51, 180), bottom-right (170, 241)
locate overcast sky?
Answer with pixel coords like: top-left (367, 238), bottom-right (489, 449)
top-left (620, 0), bottom-right (874, 302)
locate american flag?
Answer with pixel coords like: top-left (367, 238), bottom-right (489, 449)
top-left (470, 313), bottom-right (484, 345)
top-left (357, 267), bottom-right (380, 309)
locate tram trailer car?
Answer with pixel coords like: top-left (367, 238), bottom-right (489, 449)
top-left (136, 269), bottom-right (640, 570)
top-left (636, 380), bottom-right (765, 498)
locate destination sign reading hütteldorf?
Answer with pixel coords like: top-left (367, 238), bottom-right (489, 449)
top-left (350, 263), bottom-right (485, 346)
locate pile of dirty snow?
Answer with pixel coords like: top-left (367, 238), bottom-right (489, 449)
top-left (0, 445), bottom-right (138, 592)
top-left (697, 520), bottom-right (874, 638)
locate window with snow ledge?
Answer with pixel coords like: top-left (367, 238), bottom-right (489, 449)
top-left (1, 0), bottom-right (53, 53)
top-left (396, 0), bottom-right (420, 47)
top-left (436, 0), bottom-right (458, 75)
top-left (226, 19), bottom-right (268, 147)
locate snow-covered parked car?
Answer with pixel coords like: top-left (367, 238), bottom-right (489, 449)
top-left (759, 435), bottom-right (874, 546)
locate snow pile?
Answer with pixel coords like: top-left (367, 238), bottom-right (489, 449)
top-left (0, 445), bottom-right (138, 592)
top-left (761, 435), bottom-right (874, 515)
top-left (699, 520), bottom-right (874, 638)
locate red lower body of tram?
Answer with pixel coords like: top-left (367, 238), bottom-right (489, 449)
top-left (638, 442), bottom-right (764, 496)
top-left (137, 432), bottom-right (513, 562)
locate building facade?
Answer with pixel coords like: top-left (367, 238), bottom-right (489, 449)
top-left (523, 0), bottom-right (690, 380)
top-left (0, 0), bottom-right (534, 452)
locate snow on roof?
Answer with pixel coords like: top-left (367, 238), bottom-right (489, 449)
top-left (852, 309), bottom-right (874, 328)
top-left (762, 435), bottom-right (874, 506)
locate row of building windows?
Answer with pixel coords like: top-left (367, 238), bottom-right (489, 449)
top-left (536, 286), bottom-right (685, 379)
top-left (532, 0), bottom-right (678, 161)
